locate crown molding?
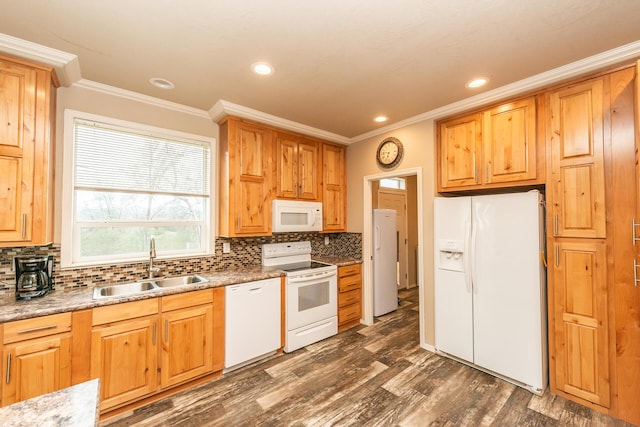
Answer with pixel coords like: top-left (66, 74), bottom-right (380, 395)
top-left (0, 32), bottom-right (81, 86)
top-left (209, 99), bottom-right (351, 145)
top-left (73, 79), bottom-right (211, 119)
top-left (350, 39), bottom-right (640, 143)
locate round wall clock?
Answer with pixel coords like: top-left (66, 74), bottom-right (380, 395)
top-left (376, 137), bottom-right (404, 169)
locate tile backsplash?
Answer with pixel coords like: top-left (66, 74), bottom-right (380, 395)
top-left (0, 232), bottom-right (361, 297)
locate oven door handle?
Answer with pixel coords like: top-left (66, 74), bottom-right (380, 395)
top-left (288, 270), bottom-right (337, 283)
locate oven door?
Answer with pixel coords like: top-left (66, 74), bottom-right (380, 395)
top-left (286, 269), bottom-right (337, 331)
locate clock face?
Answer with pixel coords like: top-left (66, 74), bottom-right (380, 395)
top-left (376, 137), bottom-right (403, 168)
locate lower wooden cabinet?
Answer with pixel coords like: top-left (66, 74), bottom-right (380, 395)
top-left (337, 264), bottom-right (362, 331)
top-left (1, 313), bottom-right (72, 406)
top-left (160, 291), bottom-right (214, 388)
top-left (91, 299), bottom-right (159, 411)
top-left (549, 239), bottom-right (610, 407)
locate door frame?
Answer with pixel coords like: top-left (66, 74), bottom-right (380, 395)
top-left (362, 167), bottom-right (426, 350)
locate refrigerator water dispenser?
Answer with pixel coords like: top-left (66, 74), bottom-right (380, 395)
top-left (438, 239), bottom-right (464, 271)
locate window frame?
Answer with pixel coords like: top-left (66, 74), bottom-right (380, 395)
top-left (61, 109), bottom-right (217, 268)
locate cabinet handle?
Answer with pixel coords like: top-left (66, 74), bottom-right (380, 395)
top-left (17, 324), bottom-right (57, 334)
top-left (485, 164), bottom-right (489, 180)
top-left (152, 321), bottom-right (156, 345)
top-left (21, 214), bottom-right (26, 240)
top-left (634, 260), bottom-right (640, 287)
top-left (555, 245), bottom-right (559, 268)
top-left (164, 319), bottom-right (169, 342)
top-left (5, 354), bottom-right (10, 384)
top-left (554, 214), bottom-right (559, 236)
top-left (633, 219), bottom-right (640, 246)
top-left (236, 215), bottom-right (240, 232)
top-left (475, 166), bottom-right (479, 184)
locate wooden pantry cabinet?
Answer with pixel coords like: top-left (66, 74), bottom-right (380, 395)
top-left (218, 117), bottom-right (275, 237)
top-left (337, 264), bottom-right (362, 331)
top-left (547, 66), bottom-right (640, 425)
top-left (437, 96), bottom-right (541, 192)
top-left (275, 132), bottom-right (321, 201)
top-left (0, 313), bottom-right (72, 406)
top-left (0, 54), bottom-right (58, 247)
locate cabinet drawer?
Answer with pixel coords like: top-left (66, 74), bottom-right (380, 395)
top-left (93, 298), bottom-right (159, 326)
top-left (162, 289), bottom-right (213, 312)
top-left (339, 264), bottom-right (361, 278)
top-left (338, 274), bottom-right (361, 292)
top-left (338, 304), bottom-right (361, 325)
top-left (4, 313), bottom-right (72, 344)
top-left (338, 289), bottom-right (361, 308)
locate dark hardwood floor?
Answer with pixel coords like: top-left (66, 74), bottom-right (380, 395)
top-left (104, 288), bottom-right (633, 427)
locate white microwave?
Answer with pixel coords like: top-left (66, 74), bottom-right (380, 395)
top-left (272, 200), bottom-right (323, 233)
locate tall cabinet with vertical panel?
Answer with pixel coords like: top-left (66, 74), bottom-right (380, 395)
top-left (547, 66), bottom-right (640, 425)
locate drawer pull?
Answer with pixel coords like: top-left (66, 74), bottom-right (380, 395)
top-left (5, 354), bottom-right (11, 384)
top-left (17, 324), bottom-right (57, 334)
top-left (165, 319), bottom-right (169, 342)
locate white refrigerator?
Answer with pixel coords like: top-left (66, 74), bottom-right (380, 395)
top-left (373, 209), bottom-right (398, 316)
top-left (434, 191), bottom-right (547, 394)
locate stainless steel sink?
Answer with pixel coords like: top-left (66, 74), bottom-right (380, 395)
top-left (92, 275), bottom-right (208, 299)
top-left (92, 281), bottom-right (158, 299)
top-left (154, 274), bottom-right (207, 288)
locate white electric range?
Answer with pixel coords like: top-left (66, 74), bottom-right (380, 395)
top-left (262, 241), bottom-right (338, 352)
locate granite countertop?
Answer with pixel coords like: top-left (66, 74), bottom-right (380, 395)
top-left (0, 266), bottom-right (284, 323)
top-left (0, 379), bottom-right (99, 427)
top-left (314, 256), bottom-right (362, 267)
top-left (0, 258), bottom-right (362, 324)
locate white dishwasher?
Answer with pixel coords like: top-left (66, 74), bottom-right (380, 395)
top-left (224, 277), bottom-right (281, 371)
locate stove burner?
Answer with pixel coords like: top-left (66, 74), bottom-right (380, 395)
top-left (278, 261), bottom-right (331, 272)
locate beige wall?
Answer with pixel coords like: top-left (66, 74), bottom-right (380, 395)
top-left (53, 85), bottom-right (218, 243)
top-left (346, 119), bottom-right (436, 346)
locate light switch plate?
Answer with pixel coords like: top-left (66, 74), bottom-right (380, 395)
top-left (324, 236), bottom-right (330, 246)
top-left (222, 242), bottom-right (231, 253)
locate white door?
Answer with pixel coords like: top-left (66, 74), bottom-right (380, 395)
top-left (472, 191), bottom-right (545, 389)
top-left (378, 189), bottom-right (408, 288)
top-left (434, 196), bottom-right (473, 363)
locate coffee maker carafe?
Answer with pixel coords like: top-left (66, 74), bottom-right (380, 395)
top-left (15, 256), bottom-right (53, 300)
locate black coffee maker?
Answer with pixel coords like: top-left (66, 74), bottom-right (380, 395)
top-left (14, 256), bottom-right (54, 300)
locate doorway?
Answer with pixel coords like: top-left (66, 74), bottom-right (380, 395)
top-left (362, 167), bottom-right (426, 349)
top-left (375, 186), bottom-right (409, 289)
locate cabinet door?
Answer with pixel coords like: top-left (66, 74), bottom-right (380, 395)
top-left (438, 112), bottom-right (482, 190)
top-left (551, 240), bottom-right (609, 407)
top-left (298, 140), bottom-right (320, 200)
top-left (483, 97), bottom-right (537, 184)
top-left (0, 59), bottom-right (37, 243)
top-left (160, 305), bottom-right (213, 388)
top-left (230, 120), bottom-right (274, 235)
top-left (548, 79), bottom-right (606, 238)
top-left (322, 144), bottom-right (346, 232)
top-left (276, 133), bottom-right (299, 199)
top-left (91, 316), bottom-right (158, 411)
top-left (1, 335), bottom-right (71, 406)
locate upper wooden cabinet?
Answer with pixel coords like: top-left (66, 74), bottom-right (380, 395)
top-left (547, 78), bottom-right (606, 239)
top-left (0, 55), bottom-right (58, 247)
top-left (322, 143), bottom-right (346, 232)
top-left (437, 96), bottom-right (541, 192)
top-left (218, 117), bottom-right (275, 236)
top-left (275, 132), bottom-right (321, 201)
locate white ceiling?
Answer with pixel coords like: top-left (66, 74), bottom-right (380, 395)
top-left (1, 0), bottom-right (640, 139)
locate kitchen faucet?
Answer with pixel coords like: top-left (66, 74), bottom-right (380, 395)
top-left (148, 236), bottom-right (161, 279)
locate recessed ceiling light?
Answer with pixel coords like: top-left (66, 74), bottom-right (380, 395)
top-left (251, 62), bottom-right (274, 76)
top-left (374, 116), bottom-right (388, 123)
top-left (149, 77), bottom-right (175, 90)
top-left (466, 78), bottom-right (488, 89)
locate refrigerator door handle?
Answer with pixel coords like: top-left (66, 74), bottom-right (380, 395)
top-left (470, 221), bottom-right (478, 292)
top-left (375, 226), bottom-right (380, 250)
top-left (463, 221), bottom-right (472, 292)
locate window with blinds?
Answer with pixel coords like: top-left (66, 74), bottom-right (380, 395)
top-left (65, 115), bottom-right (212, 265)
